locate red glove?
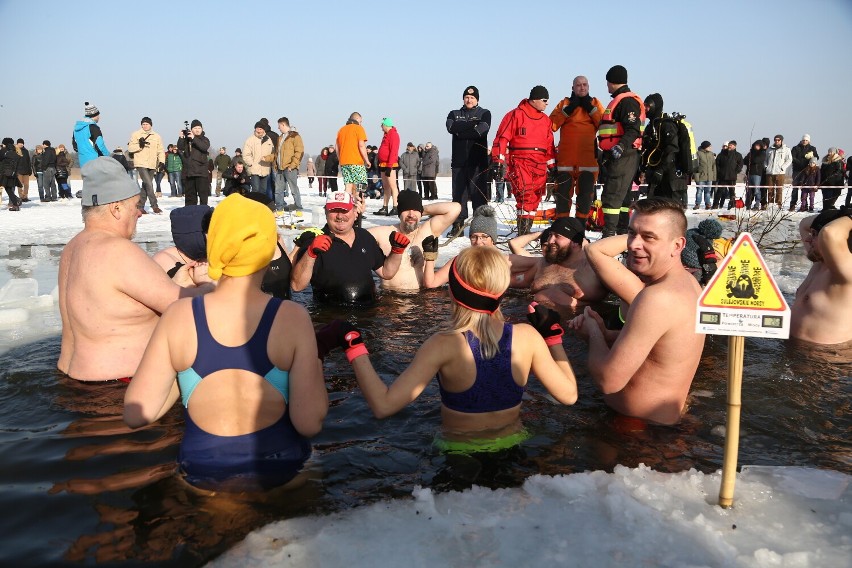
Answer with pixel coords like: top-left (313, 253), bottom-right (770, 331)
top-left (389, 230), bottom-right (410, 254)
top-left (527, 301), bottom-right (565, 346)
top-left (307, 234), bottom-right (333, 258)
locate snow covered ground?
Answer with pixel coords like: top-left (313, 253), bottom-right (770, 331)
top-left (0, 177), bottom-right (848, 568)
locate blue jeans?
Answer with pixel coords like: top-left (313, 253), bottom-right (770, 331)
top-left (695, 181), bottom-right (713, 207)
top-left (250, 174), bottom-right (268, 194)
top-left (168, 172), bottom-right (182, 196)
top-left (748, 175), bottom-right (762, 208)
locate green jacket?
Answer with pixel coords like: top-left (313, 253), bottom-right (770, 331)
top-left (166, 152), bottom-right (183, 173)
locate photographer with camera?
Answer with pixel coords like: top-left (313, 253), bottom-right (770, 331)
top-left (177, 120), bottom-right (211, 206)
top-left (128, 116), bottom-right (165, 214)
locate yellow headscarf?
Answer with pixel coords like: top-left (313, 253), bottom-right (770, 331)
top-left (206, 194), bottom-right (277, 280)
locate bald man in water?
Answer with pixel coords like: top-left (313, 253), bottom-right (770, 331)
top-left (790, 210), bottom-right (852, 345)
top-left (58, 157), bottom-right (211, 382)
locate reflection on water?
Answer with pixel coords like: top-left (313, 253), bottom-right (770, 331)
top-left (0, 281), bottom-right (848, 566)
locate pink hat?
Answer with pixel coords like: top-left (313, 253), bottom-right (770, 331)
top-left (325, 191), bottom-right (354, 211)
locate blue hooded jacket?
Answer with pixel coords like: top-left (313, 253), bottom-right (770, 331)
top-left (72, 118), bottom-right (109, 167)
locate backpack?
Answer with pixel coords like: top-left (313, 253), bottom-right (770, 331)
top-left (669, 112), bottom-right (698, 176)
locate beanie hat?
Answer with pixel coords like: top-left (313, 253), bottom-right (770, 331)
top-left (468, 205), bottom-right (498, 241)
top-left (550, 217), bottom-right (585, 243)
top-left (84, 101), bottom-right (100, 118)
top-left (254, 120), bottom-right (266, 130)
top-left (381, 117), bottom-right (394, 128)
top-left (81, 156), bottom-right (142, 206)
top-left (529, 85), bottom-right (549, 101)
top-left (463, 85), bottom-right (479, 101)
top-left (16, 138), bottom-right (24, 145)
top-left (802, 134), bottom-right (810, 142)
top-left (729, 140), bottom-right (737, 146)
top-left (396, 190), bottom-right (423, 214)
top-left (809, 157), bottom-right (819, 166)
top-left (141, 116), bottom-right (152, 125)
top-left (681, 232), bottom-right (701, 269)
top-left (170, 205), bottom-right (213, 262)
top-left (191, 119), bottom-right (202, 129)
top-left (206, 194), bottom-right (277, 280)
top-left (775, 134), bottom-right (784, 142)
top-left (697, 218), bottom-right (723, 240)
top-left (606, 65), bottom-right (628, 84)
top-left (1, 137), bottom-right (13, 147)
top-left (699, 141), bottom-right (711, 150)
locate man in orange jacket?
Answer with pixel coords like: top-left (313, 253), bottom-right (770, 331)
top-left (550, 76), bottom-right (604, 221)
top-left (491, 85), bottom-right (556, 235)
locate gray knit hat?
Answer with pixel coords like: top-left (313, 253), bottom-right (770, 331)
top-left (84, 101), bottom-right (100, 118)
top-left (468, 205), bottom-right (498, 241)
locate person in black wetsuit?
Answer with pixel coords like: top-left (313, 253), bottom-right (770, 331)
top-left (290, 191), bottom-right (410, 304)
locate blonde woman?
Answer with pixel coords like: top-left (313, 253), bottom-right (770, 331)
top-left (318, 246), bottom-right (577, 451)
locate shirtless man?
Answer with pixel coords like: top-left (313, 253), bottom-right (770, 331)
top-left (58, 157), bottom-right (211, 382)
top-left (508, 217), bottom-right (608, 310)
top-left (790, 209), bottom-right (852, 345)
top-left (367, 190), bottom-right (460, 290)
top-left (568, 197), bottom-right (704, 425)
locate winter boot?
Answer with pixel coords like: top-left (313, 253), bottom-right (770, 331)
top-left (374, 206), bottom-right (388, 216)
top-left (602, 213), bottom-right (619, 238)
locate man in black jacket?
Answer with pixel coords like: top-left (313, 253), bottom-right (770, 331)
top-left (177, 119), bottom-right (211, 206)
top-left (713, 141), bottom-right (743, 209)
top-left (789, 134), bottom-right (819, 211)
top-left (446, 85), bottom-right (491, 237)
top-left (15, 139), bottom-right (31, 202)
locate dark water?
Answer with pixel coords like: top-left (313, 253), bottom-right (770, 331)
top-left (0, 280), bottom-right (849, 566)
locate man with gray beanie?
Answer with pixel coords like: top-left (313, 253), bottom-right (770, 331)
top-left (368, 189), bottom-right (460, 289)
top-left (58, 157), bottom-right (212, 382)
top-left (597, 65), bottom-right (644, 237)
top-left (422, 204), bottom-right (500, 288)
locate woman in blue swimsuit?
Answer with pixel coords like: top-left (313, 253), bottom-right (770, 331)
top-left (124, 194), bottom-right (328, 490)
top-left (318, 246), bottom-right (577, 451)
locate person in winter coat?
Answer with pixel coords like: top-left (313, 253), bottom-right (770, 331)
top-left (374, 117), bottom-right (401, 215)
top-left (819, 148), bottom-right (844, 210)
top-left (212, 147), bottom-right (231, 197)
top-left (306, 157), bottom-right (315, 189)
top-left (316, 148), bottom-right (329, 196)
top-left (41, 140), bottom-right (58, 202)
top-left (743, 140), bottom-right (767, 209)
top-left (176, 119), bottom-right (212, 206)
top-left (274, 118), bottom-right (305, 212)
top-left (399, 142), bottom-right (420, 193)
top-left (641, 93), bottom-right (685, 205)
top-left (166, 144), bottom-right (184, 197)
top-left (789, 134), bottom-right (819, 211)
top-left (0, 138), bottom-right (22, 210)
top-left (31, 144), bottom-right (44, 201)
top-left (72, 102), bottom-right (109, 167)
top-left (764, 135), bottom-right (792, 207)
top-left (243, 121), bottom-right (276, 195)
top-left (15, 139), bottom-right (31, 202)
top-left (55, 144), bottom-right (72, 199)
top-left (693, 141), bottom-right (716, 210)
top-left (222, 159), bottom-right (252, 196)
top-left (492, 85), bottom-right (556, 234)
top-left (712, 141), bottom-right (743, 209)
top-left (325, 146), bottom-right (340, 193)
top-left (127, 116), bottom-right (166, 214)
top-left (420, 142), bottom-right (439, 200)
top-left (797, 158), bottom-right (820, 212)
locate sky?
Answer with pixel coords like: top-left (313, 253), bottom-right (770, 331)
top-left (2, 0), bottom-right (852, 162)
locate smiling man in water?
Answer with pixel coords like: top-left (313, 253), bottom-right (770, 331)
top-left (569, 197), bottom-right (705, 425)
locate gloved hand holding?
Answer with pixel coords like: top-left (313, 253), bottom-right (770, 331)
top-left (157, 162), bottom-right (165, 172)
top-left (489, 160), bottom-right (503, 180)
top-left (315, 320), bottom-right (369, 362)
top-left (307, 234), bottom-right (333, 258)
top-left (562, 96), bottom-right (579, 117)
top-left (422, 235), bottom-right (439, 261)
top-left (527, 301), bottom-right (565, 346)
top-left (579, 95), bottom-right (594, 113)
top-left (611, 145), bottom-right (624, 160)
top-left (138, 137), bottom-right (147, 149)
top-left (294, 229), bottom-right (319, 249)
top-left (389, 230), bottom-right (410, 254)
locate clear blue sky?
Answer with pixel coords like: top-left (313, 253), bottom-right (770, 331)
top-left (3, 0), bottom-right (851, 160)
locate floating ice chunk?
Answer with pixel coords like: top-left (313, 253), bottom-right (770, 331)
top-left (0, 307), bottom-right (29, 328)
top-left (0, 244), bottom-right (8, 257)
top-left (30, 246), bottom-right (51, 260)
top-left (0, 278), bottom-right (39, 305)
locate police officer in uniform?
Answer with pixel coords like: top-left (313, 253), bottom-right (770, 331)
top-left (596, 65), bottom-right (644, 237)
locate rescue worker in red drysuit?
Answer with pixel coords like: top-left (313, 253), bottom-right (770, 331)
top-left (550, 75), bottom-right (604, 221)
top-left (596, 65), bottom-right (644, 237)
top-left (491, 85), bottom-right (556, 235)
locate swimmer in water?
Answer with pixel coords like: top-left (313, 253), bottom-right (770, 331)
top-left (152, 205), bottom-right (213, 282)
top-left (316, 246), bottom-right (577, 449)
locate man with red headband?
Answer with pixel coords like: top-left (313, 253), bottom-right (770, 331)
top-left (491, 85), bottom-right (556, 235)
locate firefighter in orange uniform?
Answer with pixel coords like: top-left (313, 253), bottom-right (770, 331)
top-left (550, 75), bottom-right (604, 221)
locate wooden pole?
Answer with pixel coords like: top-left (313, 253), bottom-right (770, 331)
top-left (718, 335), bottom-right (745, 508)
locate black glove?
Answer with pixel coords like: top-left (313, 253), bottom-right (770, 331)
top-left (422, 235), bottom-right (439, 261)
top-left (489, 161), bottom-right (503, 180)
top-left (157, 162), bottom-right (165, 172)
top-left (527, 302), bottom-right (564, 346)
top-left (579, 95), bottom-right (594, 113)
top-left (294, 230), bottom-right (318, 249)
top-left (138, 137), bottom-right (147, 149)
top-left (562, 96), bottom-right (579, 117)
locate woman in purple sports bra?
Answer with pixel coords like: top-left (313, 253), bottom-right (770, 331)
top-left (317, 246), bottom-right (578, 451)
top-left (124, 194), bottom-right (328, 490)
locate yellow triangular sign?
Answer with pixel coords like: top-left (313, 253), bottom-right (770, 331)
top-left (698, 232), bottom-right (788, 311)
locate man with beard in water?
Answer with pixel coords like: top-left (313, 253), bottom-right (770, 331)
top-left (368, 190), bottom-right (461, 290)
top-left (790, 208), bottom-right (852, 345)
top-left (507, 217), bottom-right (607, 311)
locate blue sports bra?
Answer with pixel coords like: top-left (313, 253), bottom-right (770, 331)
top-left (438, 324), bottom-right (524, 413)
top-left (177, 296), bottom-right (289, 407)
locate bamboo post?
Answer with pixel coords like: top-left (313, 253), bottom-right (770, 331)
top-left (718, 335), bottom-right (745, 508)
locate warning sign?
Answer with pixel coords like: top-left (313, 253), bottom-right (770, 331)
top-left (696, 232), bottom-right (790, 338)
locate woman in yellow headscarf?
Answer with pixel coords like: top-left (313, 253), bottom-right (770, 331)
top-left (124, 194), bottom-right (328, 491)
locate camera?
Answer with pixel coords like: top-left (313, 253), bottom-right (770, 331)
top-left (182, 121), bottom-right (191, 138)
